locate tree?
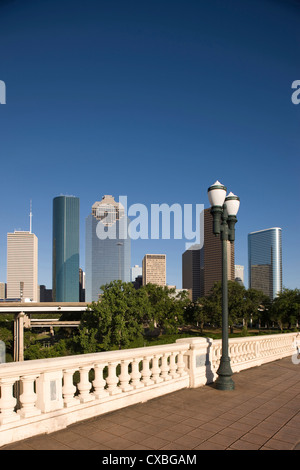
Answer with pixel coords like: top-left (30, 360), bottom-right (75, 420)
top-left (76, 281), bottom-right (146, 353)
top-left (244, 288), bottom-right (271, 329)
top-left (192, 282), bottom-right (271, 333)
top-left (141, 284), bottom-right (189, 334)
top-left (271, 288), bottom-right (300, 331)
top-left (184, 298), bottom-right (209, 333)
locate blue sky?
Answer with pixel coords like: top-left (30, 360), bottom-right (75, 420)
top-left (0, 0), bottom-right (299, 291)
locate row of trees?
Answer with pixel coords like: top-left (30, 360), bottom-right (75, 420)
top-left (1, 280), bottom-right (299, 360)
top-left (75, 280), bottom-right (300, 353)
top-left (187, 283), bottom-right (300, 333)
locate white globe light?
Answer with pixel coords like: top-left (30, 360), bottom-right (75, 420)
top-left (207, 181), bottom-right (227, 207)
top-left (225, 192), bottom-right (240, 216)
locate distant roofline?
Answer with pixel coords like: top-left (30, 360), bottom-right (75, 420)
top-left (8, 231), bottom-right (36, 235)
top-left (249, 227), bottom-right (282, 235)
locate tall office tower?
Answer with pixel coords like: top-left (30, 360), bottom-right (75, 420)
top-left (142, 254), bottom-right (166, 286)
top-left (7, 231), bottom-right (38, 301)
top-left (131, 265), bottom-right (142, 282)
top-left (182, 245), bottom-right (201, 301)
top-left (235, 265), bottom-right (244, 284)
top-left (248, 228), bottom-right (282, 299)
top-left (52, 195), bottom-right (80, 302)
top-left (200, 208), bottom-right (235, 297)
top-left (85, 195), bottom-right (131, 302)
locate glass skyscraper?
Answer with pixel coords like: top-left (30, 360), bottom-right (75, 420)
top-left (248, 227), bottom-right (282, 300)
top-left (52, 195), bottom-right (80, 302)
top-left (85, 195), bottom-right (131, 302)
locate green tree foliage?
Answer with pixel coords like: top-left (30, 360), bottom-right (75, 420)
top-left (142, 284), bottom-right (190, 334)
top-left (76, 281), bottom-right (190, 353)
top-left (76, 281), bottom-right (146, 353)
top-left (271, 288), bottom-right (300, 330)
top-left (189, 281), bottom-right (270, 332)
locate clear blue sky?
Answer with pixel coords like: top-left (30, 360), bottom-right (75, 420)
top-left (0, 0), bottom-right (299, 291)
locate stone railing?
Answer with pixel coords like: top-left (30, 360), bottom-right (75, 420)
top-left (0, 332), bottom-right (297, 447)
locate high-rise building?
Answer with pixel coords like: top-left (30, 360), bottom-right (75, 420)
top-left (248, 228), bottom-right (282, 299)
top-left (142, 254), bottom-right (166, 286)
top-left (182, 245), bottom-right (201, 301)
top-left (39, 285), bottom-right (53, 302)
top-left (52, 195), bottom-right (80, 302)
top-left (85, 195), bottom-right (131, 302)
top-left (131, 265), bottom-right (142, 282)
top-left (7, 231), bottom-right (38, 301)
top-left (200, 208), bottom-right (235, 296)
top-left (182, 209), bottom-right (235, 299)
top-left (235, 265), bottom-right (244, 284)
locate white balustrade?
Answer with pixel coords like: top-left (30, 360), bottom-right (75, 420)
top-left (169, 352), bottom-right (179, 379)
top-left (106, 362), bottom-right (122, 395)
top-left (18, 375), bottom-right (41, 418)
top-left (62, 369), bottom-right (80, 408)
top-left (130, 358), bottom-right (143, 389)
top-left (77, 366), bottom-right (95, 403)
top-left (118, 360), bottom-right (133, 392)
top-left (151, 355), bottom-right (163, 384)
top-left (141, 356), bottom-right (154, 386)
top-left (0, 332), bottom-right (297, 447)
top-left (92, 363), bottom-right (109, 399)
top-left (160, 353), bottom-right (171, 381)
top-left (0, 378), bottom-right (20, 424)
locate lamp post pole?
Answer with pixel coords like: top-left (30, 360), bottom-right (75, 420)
top-left (208, 181), bottom-right (240, 391)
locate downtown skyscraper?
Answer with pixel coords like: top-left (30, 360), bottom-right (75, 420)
top-left (182, 208), bottom-right (235, 300)
top-left (85, 195), bottom-right (131, 302)
top-left (7, 230), bottom-right (38, 301)
top-left (52, 195), bottom-right (80, 302)
top-left (248, 227), bottom-right (282, 299)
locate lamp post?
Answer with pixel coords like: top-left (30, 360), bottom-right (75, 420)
top-left (207, 181), bottom-right (240, 391)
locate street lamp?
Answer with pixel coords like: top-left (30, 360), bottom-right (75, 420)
top-left (207, 180), bottom-right (240, 390)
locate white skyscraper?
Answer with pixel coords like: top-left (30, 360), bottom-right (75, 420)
top-left (7, 231), bottom-right (38, 302)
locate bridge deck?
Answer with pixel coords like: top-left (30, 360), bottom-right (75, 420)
top-left (1, 356), bottom-right (300, 451)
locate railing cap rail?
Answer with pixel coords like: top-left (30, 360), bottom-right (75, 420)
top-left (0, 340), bottom-right (190, 377)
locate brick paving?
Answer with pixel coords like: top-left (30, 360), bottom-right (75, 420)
top-left (1, 356), bottom-right (300, 450)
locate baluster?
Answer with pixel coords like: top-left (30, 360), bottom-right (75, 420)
top-left (0, 377), bottom-right (20, 424)
top-left (246, 343), bottom-right (251, 360)
top-left (151, 355), bottom-right (163, 383)
top-left (177, 351), bottom-right (186, 377)
top-left (130, 358), bottom-right (144, 389)
top-left (106, 362), bottom-right (121, 395)
top-left (161, 353), bottom-right (171, 381)
top-left (141, 356), bottom-right (154, 386)
top-left (93, 363), bottom-right (109, 399)
top-left (169, 352), bottom-right (179, 379)
top-left (118, 360), bottom-right (133, 392)
top-left (18, 375), bottom-right (41, 418)
top-left (62, 369), bottom-right (80, 407)
top-left (78, 366), bottom-right (95, 403)
top-left (231, 344), bottom-right (237, 364)
top-left (251, 342), bottom-right (255, 359)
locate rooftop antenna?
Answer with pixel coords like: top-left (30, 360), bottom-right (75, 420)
top-left (29, 200), bottom-right (32, 233)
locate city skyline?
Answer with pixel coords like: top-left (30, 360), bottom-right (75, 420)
top-left (0, 0), bottom-right (299, 292)
top-left (0, 194), bottom-right (286, 296)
